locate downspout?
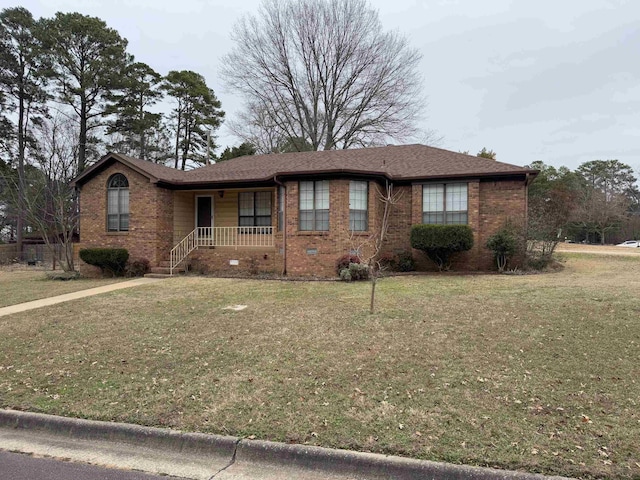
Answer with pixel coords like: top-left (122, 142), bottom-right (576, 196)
top-left (524, 173), bottom-right (531, 223)
top-left (273, 175), bottom-right (287, 275)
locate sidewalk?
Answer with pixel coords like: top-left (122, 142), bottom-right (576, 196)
top-left (0, 277), bottom-right (165, 318)
top-left (0, 410), bottom-right (572, 480)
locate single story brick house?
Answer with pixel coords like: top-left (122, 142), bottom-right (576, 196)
top-left (72, 144), bottom-right (537, 277)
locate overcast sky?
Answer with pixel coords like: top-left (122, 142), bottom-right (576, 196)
top-left (18, 0), bottom-right (640, 173)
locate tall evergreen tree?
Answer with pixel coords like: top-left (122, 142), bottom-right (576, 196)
top-left (217, 142), bottom-right (256, 162)
top-left (41, 12), bottom-right (128, 172)
top-left (162, 70), bottom-right (224, 170)
top-left (477, 147), bottom-right (497, 159)
top-left (0, 6), bottom-right (49, 252)
top-left (106, 61), bottom-right (163, 160)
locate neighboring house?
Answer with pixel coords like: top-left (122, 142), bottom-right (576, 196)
top-left (72, 144), bottom-right (537, 277)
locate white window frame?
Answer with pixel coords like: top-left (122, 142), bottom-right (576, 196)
top-left (299, 180), bottom-right (329, 231)
top-left (349, 181), bottom-right (368, 231)
top-left (107, 174), bottom-right (129, 232)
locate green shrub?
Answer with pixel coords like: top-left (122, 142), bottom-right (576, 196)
top-left (336, 254), bottom-right (360, 276)
top-left (126, 257), bottom-right (150, 277)
top-left (410, 224), bottom-right (474, 271)
top-left (396, 250), bottom-right (416, 272)
top-left (79, 248), bottom-right (129, 276)
top-left (339, 262), bottom-right (370, 281)
top-left (486, 228), bottom-right (518, 272)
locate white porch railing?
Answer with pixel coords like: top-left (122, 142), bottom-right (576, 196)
top-left (170, 226), bottom-right (275, 275)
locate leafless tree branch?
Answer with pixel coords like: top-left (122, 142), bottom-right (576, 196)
top-left (221, 0), bottom-right (426, 152)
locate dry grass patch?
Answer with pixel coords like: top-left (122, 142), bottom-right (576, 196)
top-left (0, 270), bottom-right (125, 308)
top-left (0, 254), bottom-right (638, 479)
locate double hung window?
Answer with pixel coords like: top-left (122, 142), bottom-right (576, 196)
top-left (299, 181), bottom-right (329, 231)
top-left (349, 181), bottom-right (368, 231)
top-left (422, 183), bottom-right (468, 224)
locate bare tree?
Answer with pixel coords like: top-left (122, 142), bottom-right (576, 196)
top-left (221, 0), bottom-right (424, 151)
top-left (351, 181), bottom-right (403, 314)
top-left (575, 188), bottom-right (629, 245)
top-left (16, 114), bottom-right (78, 271)
top-left (225, 102), bottom-right (283, 154)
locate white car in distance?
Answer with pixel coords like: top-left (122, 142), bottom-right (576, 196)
top-left (616, 240), bottom-right (640, 248)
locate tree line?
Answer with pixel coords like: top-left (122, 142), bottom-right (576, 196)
top-left (0, 6), bottom-right (233, 255)
top-left (527, 159), bottom-right (640, 245)
top-left (0, 7), bottom-right (227, 173)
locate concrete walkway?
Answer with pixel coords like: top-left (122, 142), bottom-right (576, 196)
top-left (0, 278), bottom-right (165, 318)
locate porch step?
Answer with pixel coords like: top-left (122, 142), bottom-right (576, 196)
top-left (144, 273), bottom-right (173, 279)
top-left (149, 266), bottom-right (185, 275)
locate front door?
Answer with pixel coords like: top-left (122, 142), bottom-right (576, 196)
top-left (196, 196), bottom-right (213, 228)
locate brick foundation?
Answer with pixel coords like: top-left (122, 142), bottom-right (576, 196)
top-left (189, 248), bottom-right (283, 275)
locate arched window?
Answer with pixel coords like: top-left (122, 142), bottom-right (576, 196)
top-left (107, 174), bottom-right (129, 231)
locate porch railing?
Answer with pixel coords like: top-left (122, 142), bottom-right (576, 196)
top-left (170, 226), bottom-right (275, 275)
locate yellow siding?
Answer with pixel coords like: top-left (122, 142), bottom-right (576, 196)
top-left (173, 192), bottom-right (194, 243)
top-left (215, 191), bottom-right (238, 227)
top-left (172, 188), bottom-right (276, 243)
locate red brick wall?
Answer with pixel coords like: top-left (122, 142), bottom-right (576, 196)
top-left (383, 179), bottom-right (526, 272)
top-left (78, 163), bottom-right (173, 266)
top-left (189, 248), bottom-right (283, 275)
top-left (477, 179), bottom-right (527, 270)
top-left (283, 179), bottom-right (385, 277)
top-left (79, 162), bottom-right (528, 277)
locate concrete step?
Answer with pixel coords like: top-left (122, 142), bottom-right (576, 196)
top-left (144, 273), bottom-right (173, 279)
top-left (149, 266), bottom-right (184, 275)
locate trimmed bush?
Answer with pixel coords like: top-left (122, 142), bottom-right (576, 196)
top-left (336, 254), bottom-right (360, 276)
top-left (410, 224), bottom-right (474, 271)
top-left (486, 228), bottom-right (518, 272)
top-left (79, 248), bottom-right (129, 276)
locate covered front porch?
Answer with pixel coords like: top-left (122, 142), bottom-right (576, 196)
top-left (169, 187), bottom-right (281, 274)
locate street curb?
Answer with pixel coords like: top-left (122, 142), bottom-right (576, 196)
top-left (0, 409), bottom-right (572, 480)
top-left (0, 409), bottom-right (238, 463)
top-left (235, 439), bottom-right (571, 480)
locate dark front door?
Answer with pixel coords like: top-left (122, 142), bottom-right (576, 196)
top-left (197, 196), bottom-right (212, 228)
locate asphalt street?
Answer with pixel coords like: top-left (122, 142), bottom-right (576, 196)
top-left (0, 450), bottom-right (184, 480)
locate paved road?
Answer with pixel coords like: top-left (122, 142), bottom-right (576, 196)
top-left (0, 450), bottom-right (184, 480)
top-left (555, 244), bottom-right (640, 256)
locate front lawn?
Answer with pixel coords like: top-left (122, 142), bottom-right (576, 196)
top-left (0, 254), bottom-right (638, 479)
top-left (0, 269), bottom-right (125, 308)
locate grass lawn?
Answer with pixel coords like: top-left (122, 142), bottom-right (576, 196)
top-left (0, 270), bottom-right (125, 308)
top-left (0, 254), bottom-right (638, 479)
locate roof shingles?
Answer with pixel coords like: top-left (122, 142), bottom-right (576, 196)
top-left (75, 145), bottom-right (536, 188)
